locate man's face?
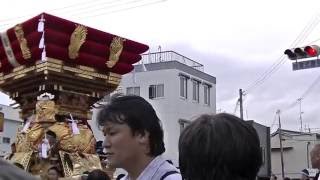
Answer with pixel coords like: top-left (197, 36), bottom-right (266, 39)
top-left (311, 148), bottom-right (320, 169)
top-left (103, 122), bottom-right (147, 168)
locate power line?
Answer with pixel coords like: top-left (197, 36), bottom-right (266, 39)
top-left (300, 73), bottom-right (320, 99)
top-left (0, 0), bottom-right (166, 32)
top-left (233, 99), bottom-right (239, 114)
top-left (0, 0), bottom-right (107, 23)
top-left (72, 0), bottom-right (166, 20)
top-left (270, 111), bottom-right (279, 130)
top-left (280, 71), bottom-right (320, 115)
top-left (65, 0), bottom-right (138, 17)
top-left (0, 0), bottom-right (147, 27)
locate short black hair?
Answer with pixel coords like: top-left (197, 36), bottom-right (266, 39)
top-left (179, 113), bottom-right (262, 180)
top-left (97, 95), bottom-right (165, 156)
top-left (87, 169), bottom-right (110, 180)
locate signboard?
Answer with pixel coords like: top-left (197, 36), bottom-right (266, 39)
top-left (0, 112), bottom-right (3, 132)
top-left (292, 59), bottom-right (320, 71)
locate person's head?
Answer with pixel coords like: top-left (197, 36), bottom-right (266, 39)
top-left (300, 169), bottom-right (309, 180)
top-left (311, 144), bottom-right (320, 169)
top-left (47, 166), bottom-right (60, 180)
top-left (97, 95), bottom-right (165, 168)
top-left (87, 169), bottom-right (110, 180)
top-left (179, 113), bottom-right (262, 180)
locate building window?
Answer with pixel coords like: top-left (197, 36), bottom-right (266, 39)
top-left (126, 87), bottom-right (140, 96)
top-left (180, 76), bottom-right (188, 98)
top-left (149, 84), bottom-right (164, 99)
top-left (204, 84), bottom-right (211, 105)
top-left (3, 137), bottom-right (10, 144)
top-left (192, 80), bottom-right (200, 102)
top-left (179, 119), bottom-right (191, 133)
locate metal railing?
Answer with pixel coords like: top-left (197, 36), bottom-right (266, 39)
top-left (138, 51), bottom-right (204, 72)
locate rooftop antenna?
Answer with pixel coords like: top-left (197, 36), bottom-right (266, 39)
top-left (158, 45), bottom-right (162, 62)
top-left (298, 98), bottom-right (303, 132)
top-left (148, 49), bottom-right (151, 63)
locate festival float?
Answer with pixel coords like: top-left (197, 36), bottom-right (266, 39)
top-left (0, 13), bottom-right (148, 178)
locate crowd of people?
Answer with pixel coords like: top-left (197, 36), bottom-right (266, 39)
top-left (1, 94), bottom-right (319, 179)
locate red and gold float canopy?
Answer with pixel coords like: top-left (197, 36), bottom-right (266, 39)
top-left (0, 12), bottom-right (149, 74)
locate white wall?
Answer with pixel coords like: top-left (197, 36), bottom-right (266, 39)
top-left (271, 134), bottom-right (319, 179)
top-left (0, 105), bottom-right (22, 156)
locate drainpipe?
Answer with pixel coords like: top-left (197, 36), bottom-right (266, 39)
top-left (307, 141), bottom-right (310, 168)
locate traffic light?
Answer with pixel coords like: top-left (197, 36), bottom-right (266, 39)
top-left (284, 45), bottom-right (320, 60)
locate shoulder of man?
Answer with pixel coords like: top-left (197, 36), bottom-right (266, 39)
top-left (158, 159), bottom-right (182, 180)
top-left (160, 170), bottom-right (182, 180)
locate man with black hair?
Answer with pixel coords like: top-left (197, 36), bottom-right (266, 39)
top-left (179, 113), bottom-right (262, 180)
top-left (97, 95), bottom-right (181, 180)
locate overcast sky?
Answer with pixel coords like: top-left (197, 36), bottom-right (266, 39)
top-left (1, 0), bottom-right (320, 132)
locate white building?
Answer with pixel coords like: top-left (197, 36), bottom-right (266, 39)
top-left (0, 104), bottom-right (22, 157)
top-left (271, 129), bottom-right (320, 179)
top-left (90, 51), bottom-right (216, 166)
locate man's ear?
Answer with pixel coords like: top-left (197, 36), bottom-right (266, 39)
top-left (137, 131), bottom-right (149, 144)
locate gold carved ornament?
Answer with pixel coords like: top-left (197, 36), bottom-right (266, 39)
top-left (59, 151), bottom-right (101, 177)
top-left (34, 100), bottom-right (57, 123)
top-left (10, 151), bottom-right (33, 170)
top-left (68, 25), bottom-right (88, 59)
top-left (14, 24), bottom-right (31, 60)
top-left (106, 36), bottom-right (125, 68)
top-left (48, 123), bottom-right (95, 153)
top-left (16, 124), bottom-right (45, 152)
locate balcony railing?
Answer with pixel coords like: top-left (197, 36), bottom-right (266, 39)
top-left (138, 51), bottom-right (204, 72)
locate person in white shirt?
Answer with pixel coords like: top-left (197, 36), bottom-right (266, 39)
top-left (179, 113), bottom-right (262, 180)
top-left (97, 95), bottom-right (181, 180)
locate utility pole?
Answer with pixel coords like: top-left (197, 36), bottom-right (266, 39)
top-left (298, 98), bottom-right (303, 132)
top-left (239, 89), bottom-right (244, 119)
top-left (277, 109), bottom-right (285, 180)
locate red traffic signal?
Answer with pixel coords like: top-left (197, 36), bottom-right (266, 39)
top-left (304, 45), bottom-right (320, 57)
top-left (284, 45), bottom-right (320, 60)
